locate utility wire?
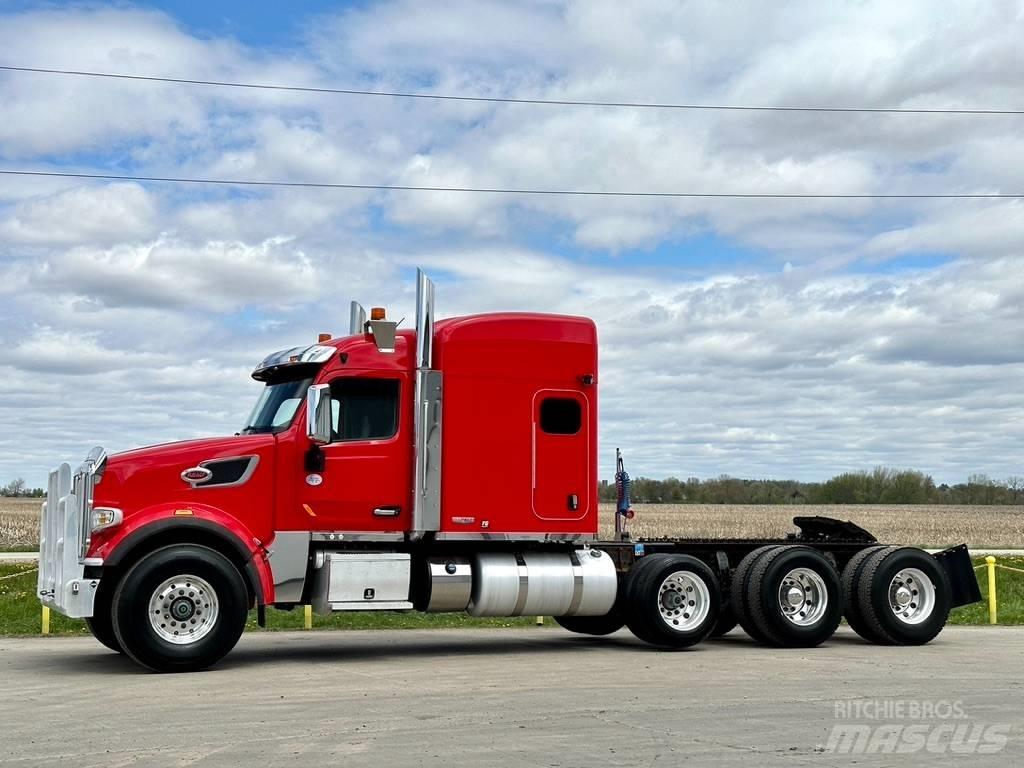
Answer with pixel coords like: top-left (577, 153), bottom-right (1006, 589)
top-left (1, 65), bottom-right (1021, 116)
top-left (1, 169), bottom-right (1020, 199)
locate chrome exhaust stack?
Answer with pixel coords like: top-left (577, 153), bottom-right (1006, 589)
top-left (411, 268), bottom-right (442, 539)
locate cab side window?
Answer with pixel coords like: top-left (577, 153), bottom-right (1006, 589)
top-left (329, 378), bottom-right (400, 441)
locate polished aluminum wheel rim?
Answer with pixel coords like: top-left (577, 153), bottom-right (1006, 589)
top-left (889, 568), bottom-right (935, 625)
top-left (148, 574), bottom-right (219, 645)
top-left (657, 570), bottom-right (711, 632)
top-left (778, 568), bottom-right (828, 626)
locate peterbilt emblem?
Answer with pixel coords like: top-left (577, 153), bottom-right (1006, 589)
top-left (181, 466), bottom-right (213, 484)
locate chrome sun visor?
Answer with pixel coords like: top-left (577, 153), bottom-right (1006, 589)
top-left (251, 344), bottom-right (336, 381)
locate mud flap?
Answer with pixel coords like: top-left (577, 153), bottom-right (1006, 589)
top-left (933, 544), bottom-right (982, 608)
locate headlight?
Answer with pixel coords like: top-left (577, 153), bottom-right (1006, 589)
top-left (91, 507), bottom-right (123, 533)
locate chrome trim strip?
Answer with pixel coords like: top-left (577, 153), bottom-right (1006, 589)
top-left (513, 559), bottom-right (530, 615)
top-left (188, 455), bottom-right (260, 489)
top-left (310, 532), bottom-right (406, 543)
top-left (434, 532), bottom-right (598, 542)
top-left (566, 551), bottom-right (586, 615)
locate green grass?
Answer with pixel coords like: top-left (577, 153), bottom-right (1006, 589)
top-left (949, 556), bottom-right (1024, 625)
top-left (0, 564), bottom-right (538, 636)
top-left (2, 557), bottom-right (1021, 636)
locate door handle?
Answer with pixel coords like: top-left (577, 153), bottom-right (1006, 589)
top-left (373, 506), bottom-right (401, 517)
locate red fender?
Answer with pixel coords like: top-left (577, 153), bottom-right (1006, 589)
top-left (90, 502), bottom-right (276, 604)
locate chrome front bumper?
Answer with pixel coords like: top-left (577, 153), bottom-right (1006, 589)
top-left (37, 446), bottom-right (106, 618)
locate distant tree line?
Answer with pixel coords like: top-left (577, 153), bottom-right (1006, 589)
top-left (1, 479), bottom-right (45, 498)
top-left (4, 468), bottom-right (1023, 505)
top-left (599, 468), bottom-right (1024, 505)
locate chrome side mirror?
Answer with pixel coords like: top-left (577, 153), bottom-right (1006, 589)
top-left (306, 384), bottom-right (333, 444)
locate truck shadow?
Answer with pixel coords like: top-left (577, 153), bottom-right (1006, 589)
top-left (218, 632), bottom-right (694, 670)
top-left (29, 629), bottom-right (879, 676)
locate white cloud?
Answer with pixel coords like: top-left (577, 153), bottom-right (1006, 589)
top-left (0, 183), bottom-right (158, 245)
top-left (1, 2), bottom-right (1023, 487)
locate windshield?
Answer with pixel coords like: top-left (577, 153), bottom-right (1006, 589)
top-left (241, 376), bottom-right (313, 434)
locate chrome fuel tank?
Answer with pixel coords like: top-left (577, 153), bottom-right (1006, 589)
top-left (467, 549), bottom-right (617, 617)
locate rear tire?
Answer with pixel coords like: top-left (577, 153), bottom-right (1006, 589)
top-left (554, 612), bottom-right (625, 636)
top-left (709, 603), bottom-right (739, 637)
top-left (841, 545), bottom-right (891, 642)
top-left (743, 546), bottom-right (843, 647)
top-left (112, 544), bottom-right (249, 673)
top-left (624, 554), bottom-right (720, 649)
top-left (856, 547), bottom-right (951, 646)
top-left (730, 545), bottom-right (781, 643)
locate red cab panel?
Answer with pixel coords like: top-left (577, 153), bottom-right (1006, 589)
top-left (433, 313), bottom-right (599, 536)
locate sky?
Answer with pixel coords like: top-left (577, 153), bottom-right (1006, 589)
top-left (1, 0), bottom-right (1022, 488)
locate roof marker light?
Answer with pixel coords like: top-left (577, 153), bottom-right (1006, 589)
top-left (370, 307), bottom-right (386, 320)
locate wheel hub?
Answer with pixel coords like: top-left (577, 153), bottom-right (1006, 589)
top-left (171, 597), bottom-right (196, 620)
top-left (777, 568), bottom-right (828, 627)
top-left (888, 568), bottom-right (935, 625)
top-left (148, 574), bottom-right (219, 645)
top-left (785, 586), bottom-right (805, 608)
top-left (893, 585), bottom-right (913, 608)
top-left (657, 570), bottom-right (711, 632)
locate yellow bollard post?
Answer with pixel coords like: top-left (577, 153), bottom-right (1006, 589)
top-left (985, 556), bottom-right (998, 625)
top-left (303, 604), bottom-right (313, 630)
top-left (535, 616), bottom-right (544, 626)
top-left (41, 605), bottom-right (50, 635)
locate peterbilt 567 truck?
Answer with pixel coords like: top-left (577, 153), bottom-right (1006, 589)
top-left (38, 270), bottom-right (980, 672)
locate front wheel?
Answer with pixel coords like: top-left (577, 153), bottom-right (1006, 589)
top-left (111, 544), bottom-right (249, 673)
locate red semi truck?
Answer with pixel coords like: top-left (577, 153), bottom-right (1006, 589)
top-left (38, 270), bottom-right (980, 672)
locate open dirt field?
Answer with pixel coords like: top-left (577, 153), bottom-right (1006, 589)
top-left (4, 497), bottom-right (1020, 549)
top-left (599, 503), bottom-right (1024, 548)
top-left (0, 498), bottom-right (39, 550)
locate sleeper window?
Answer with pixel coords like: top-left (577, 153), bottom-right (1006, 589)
top-left (540, 397), bottom-right (582, 435)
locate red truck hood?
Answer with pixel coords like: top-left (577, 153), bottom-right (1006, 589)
top-left (95, 434), bottom-right (277, 510)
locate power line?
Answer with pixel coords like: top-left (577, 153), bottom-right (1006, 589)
top-left (2, 169), bottom-right (1021, 199)
top-left (1, 65), bottom-right (1021, 116)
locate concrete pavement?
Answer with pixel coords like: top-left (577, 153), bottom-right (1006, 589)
top-left (0, 625), bottom-right (1021, 767)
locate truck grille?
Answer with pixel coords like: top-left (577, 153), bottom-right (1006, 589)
top-left (37, 446), bottom-right (105, 618)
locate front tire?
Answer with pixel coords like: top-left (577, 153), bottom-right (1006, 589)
top-left (112, 544), bottom-right (249, 673)
top-left (624, 554), bottom-right (720, 649)
top-left (84, 582), bottom-right (123, 654)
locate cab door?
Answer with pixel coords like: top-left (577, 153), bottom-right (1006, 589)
top-left (532, 390), bottom-right (590, 520)
top-left (300, 373), bottom-right (411, 532)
